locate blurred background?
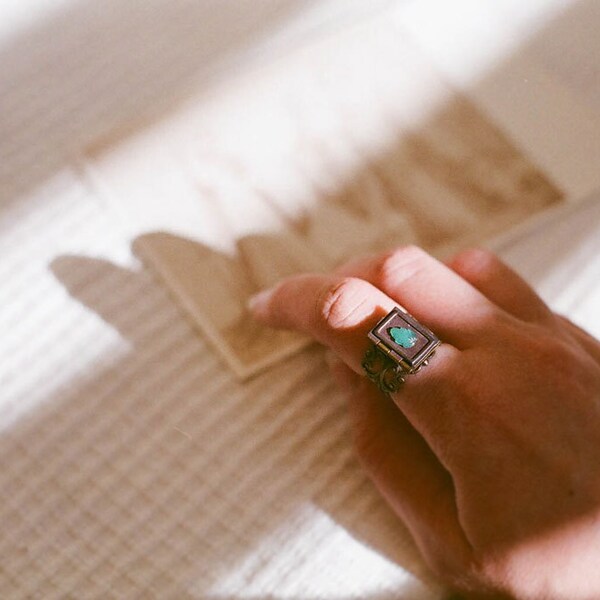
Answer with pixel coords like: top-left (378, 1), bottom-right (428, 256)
top-left (1, 1), bottom-right (600, 598)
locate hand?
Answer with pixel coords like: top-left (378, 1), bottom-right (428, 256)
top-left (249, 246), bottom-right (600, 599)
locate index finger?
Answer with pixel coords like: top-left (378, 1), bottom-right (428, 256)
top-left (250, 273), bottom-right (401, 373)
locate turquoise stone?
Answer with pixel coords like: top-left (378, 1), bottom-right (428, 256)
top-left (389, 326), bottom-right (418, 348)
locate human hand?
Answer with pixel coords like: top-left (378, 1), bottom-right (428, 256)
top-left (249, 246), bottom-right (600, 599)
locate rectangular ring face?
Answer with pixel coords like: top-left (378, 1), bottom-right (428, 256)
top-left (368, 307), bottom-right (440, 371)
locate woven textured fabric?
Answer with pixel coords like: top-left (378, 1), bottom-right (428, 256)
top-left (2, 1), bottom-right (600, 599)
top-left (0, 170), bottom-right (437, 599)
top-left (2, 170), bottom-right (599, 599)
top-left (0, 4), bottom-right (444, 597)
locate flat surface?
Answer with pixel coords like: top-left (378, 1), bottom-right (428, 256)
top-left (1, 1), bottom-right (599, 598)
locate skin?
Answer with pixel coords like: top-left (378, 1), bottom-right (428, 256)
top-left (249, 246), bottom-right (600, 599)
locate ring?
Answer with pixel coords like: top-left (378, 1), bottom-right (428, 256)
top-left (362, 307), bottom-right (440, 394)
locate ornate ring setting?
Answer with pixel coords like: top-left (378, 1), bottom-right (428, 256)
top-left (362, 307), bottom-right (440, 394)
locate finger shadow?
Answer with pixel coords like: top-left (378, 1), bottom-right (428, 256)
top-left (32, 252), bottom-right (438, 598)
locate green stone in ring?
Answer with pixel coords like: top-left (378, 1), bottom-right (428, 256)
top-left (389, 326), bottom-right (418, 349)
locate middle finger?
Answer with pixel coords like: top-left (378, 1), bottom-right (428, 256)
top-left (337, 245), bottom-right (506, 348)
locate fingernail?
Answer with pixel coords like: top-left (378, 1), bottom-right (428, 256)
top-left (247, 288), bottom-right (274, 320)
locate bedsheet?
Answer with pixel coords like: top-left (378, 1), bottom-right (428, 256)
top-left (1, 1), bottom-right (599, 598)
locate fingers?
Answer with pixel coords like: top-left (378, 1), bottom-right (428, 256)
top-left (248, 247), bottom-right (481, 476)
top-left (336, 245), bottom-right (503, 348)
top-left (250, 273), bottom-right (398, 373)
top-left (448, 248), bottom-right (553, 323)
top-left (330, 359), bottom-right (471, 561)
top-left (250, 267), bottom-right (467, 460)
top-left (247, 246), bottom-right (493, 437)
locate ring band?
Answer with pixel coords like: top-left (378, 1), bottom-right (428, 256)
top-left (362, 307), bottom-right (440, 394)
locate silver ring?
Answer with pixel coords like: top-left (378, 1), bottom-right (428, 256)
top-left (362, 307), bottom-right (440, 394)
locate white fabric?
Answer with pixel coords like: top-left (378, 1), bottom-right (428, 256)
top-left (1, 2), bottom-right (600, 599)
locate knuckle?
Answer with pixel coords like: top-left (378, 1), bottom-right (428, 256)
top-left (452, 248), bottom-right (498, 282)
top-left (532, 334), bottom-right (593, 395)
top-left (373, 245), bottom-right (429, 286)
top-left (314, 277), bottom-right (369, 332)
